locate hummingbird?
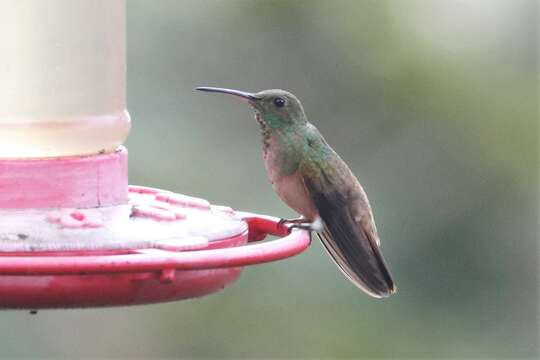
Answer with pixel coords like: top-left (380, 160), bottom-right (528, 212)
top-left (196, 86), bottom-right (396, 298)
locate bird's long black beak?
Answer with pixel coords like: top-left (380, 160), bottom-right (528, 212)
top-left (195, 86), bottom-right (258, 101)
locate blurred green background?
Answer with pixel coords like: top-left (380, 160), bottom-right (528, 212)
top-left (1, 0), bottom-right (537, 358)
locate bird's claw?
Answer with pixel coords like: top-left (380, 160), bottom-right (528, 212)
top-left (277, 217), bottom-right (306, 231)
top-left (289, 223), bottom-right (315, 231)
top-left (278, 217), bottom-right (305, 225)
top-left (277, 217), bottom-right (323, 233)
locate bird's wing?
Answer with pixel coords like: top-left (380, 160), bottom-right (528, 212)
top-left (302, 162), bottom-right (396, 298)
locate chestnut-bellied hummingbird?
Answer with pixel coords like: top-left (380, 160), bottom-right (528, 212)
top-left (196, 87), bottom-right (396, 298)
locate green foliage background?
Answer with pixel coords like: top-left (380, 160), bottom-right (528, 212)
top-left (1, 1), bottom-right (537, 358)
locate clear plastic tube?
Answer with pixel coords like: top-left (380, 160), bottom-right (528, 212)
top-left (0, 0), bottom-right (130, 158)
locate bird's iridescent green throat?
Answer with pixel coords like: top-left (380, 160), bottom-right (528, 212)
top-left (195, 87), bottom-right (313, 176)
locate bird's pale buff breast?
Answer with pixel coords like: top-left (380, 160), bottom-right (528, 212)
top-left (262, 137), bottom-right (318, 219)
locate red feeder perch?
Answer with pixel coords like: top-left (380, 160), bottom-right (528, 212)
top-left (0, 1), bottom-right (310, 309)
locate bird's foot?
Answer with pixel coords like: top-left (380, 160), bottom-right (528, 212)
top-left (277, 217), bottom-right (306, 227)
top-left (277, 217), bottom-right (323, 233)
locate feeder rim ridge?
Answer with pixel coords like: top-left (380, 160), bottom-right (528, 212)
top-left (0, 213), bottom-right (311, 275)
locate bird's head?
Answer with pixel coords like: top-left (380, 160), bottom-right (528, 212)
top-left (196, 87), bottom-right (307, 131)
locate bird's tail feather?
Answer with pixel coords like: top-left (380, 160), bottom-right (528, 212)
top-left (309, 188), bottom-right (396, 298)
top-left (318, 226), bottom-right (395, 298)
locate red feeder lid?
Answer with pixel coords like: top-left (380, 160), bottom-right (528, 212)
top-left (0, 212), bottom-right (310, 309)
top-left (0, 149), bottom-right (311, 309)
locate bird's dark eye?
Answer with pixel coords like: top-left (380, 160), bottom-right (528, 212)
top-left (273, 97), bottom-right (286, 108)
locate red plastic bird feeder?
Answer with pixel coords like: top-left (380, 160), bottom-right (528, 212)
top-left (0, 1), bottom-right (310, 309)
